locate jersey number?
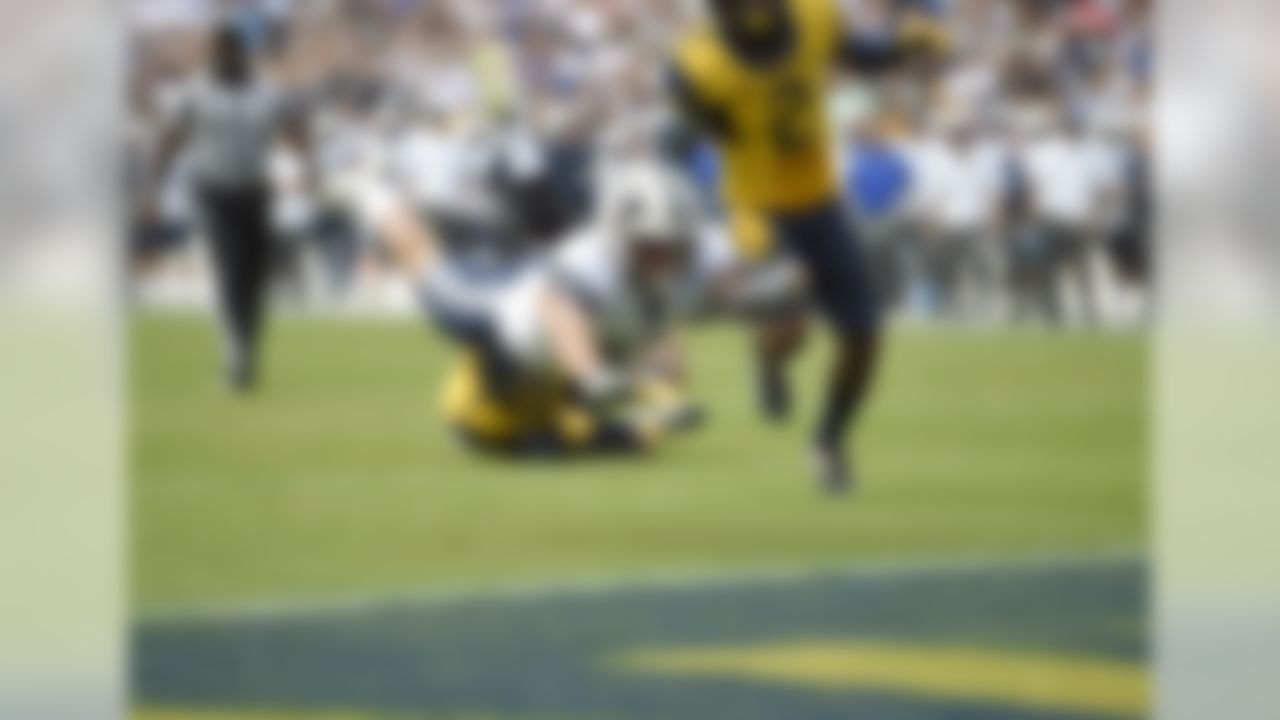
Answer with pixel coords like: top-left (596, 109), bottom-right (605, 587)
top-left (770, 76), bottom-right (816, 156)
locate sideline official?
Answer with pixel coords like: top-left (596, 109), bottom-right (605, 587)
top-left (155, 24), bottom-right (293, 392)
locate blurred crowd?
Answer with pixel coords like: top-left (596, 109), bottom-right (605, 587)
top-left (128, 0), bottom-right (1153, 327)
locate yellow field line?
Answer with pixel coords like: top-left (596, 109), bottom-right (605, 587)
top-left (617, 642), bottom-right (1148, 717)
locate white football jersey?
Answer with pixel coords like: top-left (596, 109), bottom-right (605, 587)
top-left (495, 224), bottom-right (735, 370)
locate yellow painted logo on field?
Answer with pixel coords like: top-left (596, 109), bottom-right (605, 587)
top-left (135, 711), bottom-right (380, 720)
top-left (616, 641), bottom-right (1148, 717)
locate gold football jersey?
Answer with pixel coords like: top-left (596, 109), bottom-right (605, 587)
top-left (675, 0), bottom-right (842, 213)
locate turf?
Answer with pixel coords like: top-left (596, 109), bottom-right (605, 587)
top-left (132, 314), bottom-right (1146, 610)
top-left (135, 557), bottom-right (1146, 720)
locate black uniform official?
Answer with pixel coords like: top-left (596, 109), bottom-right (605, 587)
top-left (158, 25), bottom-right (287, 391)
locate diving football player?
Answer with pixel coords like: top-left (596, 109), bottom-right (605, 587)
top-left (349, 159), bottom-right (720, 457)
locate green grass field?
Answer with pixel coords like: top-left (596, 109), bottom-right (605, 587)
top-left (132, 314), bottom-right (1148, 720)
top-left (133, 314), bottom-right (1146, 611)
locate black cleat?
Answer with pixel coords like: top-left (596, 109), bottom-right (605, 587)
top-left (811, 445), bottom-right (856, 497)
top-left (225, 359), bottom-right (257, 395)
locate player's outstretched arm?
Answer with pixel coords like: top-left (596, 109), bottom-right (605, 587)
top-left (378, 201), bottom-right (442, 280)
top-left (835, 8), bottom-right (950, 75)
top-left (358, 182), bottom-right (443, 282)
top-left (666, 64), bottom-right (736, 143)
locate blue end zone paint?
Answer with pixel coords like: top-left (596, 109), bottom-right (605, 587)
top-left (134, 556), bottom-right (1148, 720)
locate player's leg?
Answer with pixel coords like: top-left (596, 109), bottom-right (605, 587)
top-left (778, 203), bottom-right (882, 495)
top-left (728, 209), bottom-right (807, 422)
top-left (753, 311), bottom-right (808, 422)
top-left (815, 324), bottom-right (881, 493)
top-left (237, 185), bottom-right (274, 389)
top-left (200, 185), bottom-right (262, 391)
top-left (367, 190), bottom-right (535, 456)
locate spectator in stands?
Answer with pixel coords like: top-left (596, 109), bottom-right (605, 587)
top-left (1020, 103), bottom-right (1103, 326)
top-left (125, 0), bottom-right (1152, 329)
top-left (918, 115), bottom-right (1008, 323)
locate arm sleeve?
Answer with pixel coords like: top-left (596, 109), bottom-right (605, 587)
top-left (666, 63), bottom-right (736, 143)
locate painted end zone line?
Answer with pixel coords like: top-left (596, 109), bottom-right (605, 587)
top-left (138, 547), bottom-right (1145, 626)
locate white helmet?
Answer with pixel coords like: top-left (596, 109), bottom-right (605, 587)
top-left (596, 160), bottom-right (702, 259)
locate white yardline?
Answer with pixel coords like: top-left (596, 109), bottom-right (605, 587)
top-left (138, 547), bottom-right (1146, 626)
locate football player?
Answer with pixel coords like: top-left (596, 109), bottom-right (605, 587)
top-left (668, 0), bottom-right (948, 493)
top-left (351, 159), bottom-right (730, 458)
